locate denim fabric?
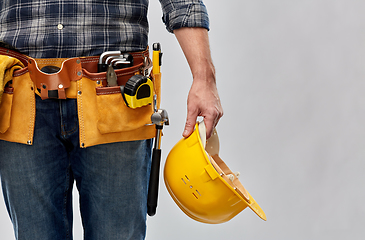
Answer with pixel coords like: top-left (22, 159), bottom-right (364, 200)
top-left (0, 95), bottom-right (152, 240)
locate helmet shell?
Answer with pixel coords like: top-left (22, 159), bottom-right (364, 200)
top-left (164, 122), bottom-right (266, 224)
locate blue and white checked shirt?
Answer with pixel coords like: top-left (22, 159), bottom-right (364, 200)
top-left (0, 0), bottom-right (209, 58)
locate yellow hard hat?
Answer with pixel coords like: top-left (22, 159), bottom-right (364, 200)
top-left (164, 121), bottom-right (266, 224)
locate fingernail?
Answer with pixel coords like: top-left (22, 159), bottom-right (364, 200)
top-left (183, 130), bottom-right (188, 136)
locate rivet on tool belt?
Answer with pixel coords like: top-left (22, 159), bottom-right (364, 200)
top-left (28, 57), bottom-right (83, 100)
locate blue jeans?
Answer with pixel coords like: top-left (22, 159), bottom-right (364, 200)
top-left (0, 96), bottom-right (152, 240)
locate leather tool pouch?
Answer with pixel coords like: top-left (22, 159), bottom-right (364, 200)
top-left (0, 67), bottom-right (36, 145)
top-left (78, 60), bottom-right (160, 147)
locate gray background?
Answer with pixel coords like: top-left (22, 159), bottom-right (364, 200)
top-left (1, 0), bottom-right (365, 239)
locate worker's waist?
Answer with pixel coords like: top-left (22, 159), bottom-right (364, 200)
top-left (0, 47), bottom-right (151, 99)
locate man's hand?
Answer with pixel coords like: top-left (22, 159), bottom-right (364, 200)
top-left (184, 76), bottom-right (223, 139)
top-left (174, 27), bottom-right (223, 139)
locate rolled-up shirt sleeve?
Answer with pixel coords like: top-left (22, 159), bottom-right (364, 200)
top-left (159, 0), bottom-right (210, 33)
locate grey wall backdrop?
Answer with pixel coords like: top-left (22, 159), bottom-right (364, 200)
top-left (1, 0), bottom-right (365, 239)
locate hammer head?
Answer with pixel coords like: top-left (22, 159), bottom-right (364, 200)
top-left (151, 109), bottom-right (169, 126)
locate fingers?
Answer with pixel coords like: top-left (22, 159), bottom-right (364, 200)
top-left (183, 110), bottom-right (198, 138)
top-left (183, 107), bottom-right (223, 139)
top-left (203, 108), bottom-right (223, 139)
top-left (182, 75), bottom-right (223, 139)
top-left (183, 91), bottom-right (223, 139)
top-left (183, 100), bottom-right (199, 138)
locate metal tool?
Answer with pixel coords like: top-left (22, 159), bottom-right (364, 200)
top-left (106, 64), bottom-right (118, 87)
top-left (146, 42), bottom-right (167, 216)
top-left (105, 55), bottom-right (123, 66)
top-left (147, 109), bottom-right (169, 216)
top-left (98, 51), bottom-right (121, 72)
top-left (103, 53), bottom-right (135, 87)
top-left (99, 52), bottom-right (134, 73)
top-left (115, 53), bottom-right (133, 69)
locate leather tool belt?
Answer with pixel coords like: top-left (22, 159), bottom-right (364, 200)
top-left (0, 47), bottom-right (161, 147)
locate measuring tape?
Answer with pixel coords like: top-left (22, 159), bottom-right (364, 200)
top-left (121, 75), bottom-right (154, 109)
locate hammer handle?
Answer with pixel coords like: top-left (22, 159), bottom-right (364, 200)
top-left (147, 148), bottom-right (162, 216)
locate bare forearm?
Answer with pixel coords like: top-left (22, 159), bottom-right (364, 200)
top-left (174, 27), bottom-right (216, 83)
top-left (174, 27), bottom-right (223, 138)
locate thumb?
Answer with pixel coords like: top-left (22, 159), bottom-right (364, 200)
top-left (183, 109), bottom-right (198, 138)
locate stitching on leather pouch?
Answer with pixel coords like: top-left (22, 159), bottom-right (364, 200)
top-left (96, 90), bottom-right (120, 95)
top-left (28, 82), bottom-right (35, 143)
top-left (77, 80), bottom-right (85, 145)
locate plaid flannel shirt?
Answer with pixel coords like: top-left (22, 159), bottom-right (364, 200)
top-left (0, 0), bottom-right (209, 58)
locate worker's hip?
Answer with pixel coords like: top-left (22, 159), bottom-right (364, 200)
top-left (0, 47), bottom-right (161, 147)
